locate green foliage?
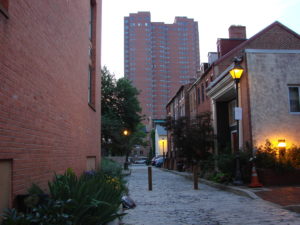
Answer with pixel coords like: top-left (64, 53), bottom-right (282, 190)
top-left (101, 158), bottom-right (123, 178)
top-left (208, 172), bottom-right (232, 184)
top-left (1, 208), bottom-right (31, 225)
top-left (1, 200), bottom-right (74, 225)
top-left (199, 140), bottom-right (300, 184)
top-left (165, 112), bottom-right (215, 164)
top-left (1, 168), bottom-right (126, 225)
top-left (48, 169), bottom-right (125, 225)
top-left (217, 153), bottom-right (235, 176)
top-left (101, 67), bottom-right (144, 156)
top-left (27, 184), bottom-right (45, 195)
top-left (255, 140), bottom-right (300, 172)
top-left (287, 145), bottom-right (300, 168)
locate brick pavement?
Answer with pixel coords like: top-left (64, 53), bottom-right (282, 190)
top-left (254, 186), bottom-right (300, 213)
top-left (255, 186), bottom-right (300, 206)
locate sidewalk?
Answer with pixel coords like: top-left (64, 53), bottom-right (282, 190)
top-left (164, 168), bottom-right (300, 214)
top-left (255, 186), bottom-right (300, 213)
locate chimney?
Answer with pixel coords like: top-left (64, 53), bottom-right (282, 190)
top-left (229, 25), bottom-right (246, 39)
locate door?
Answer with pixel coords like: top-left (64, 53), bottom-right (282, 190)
top-left (0, 160), bottom-right (12, 219)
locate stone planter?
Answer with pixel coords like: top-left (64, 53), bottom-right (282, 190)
top-left (257, 168), bottom-right (300, 186)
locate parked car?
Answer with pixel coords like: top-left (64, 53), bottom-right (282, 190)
top-left (154, 157), bottom-right (164, 167)
top-left (134, 157), bottom-right (148, 164)
top-left (151, 155), bottom-right (162, 166)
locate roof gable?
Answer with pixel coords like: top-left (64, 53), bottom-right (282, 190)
top-left (214, 21), bottom-right (300, 66)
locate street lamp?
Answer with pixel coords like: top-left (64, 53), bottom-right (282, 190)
top-left (123, 129), bottom-right (129, 136)
top-left (123, 129), bottom-right (130, 170)
top-left (230, 57), bottom-right (244, 185)
top-left (162, 139), bottom-right (165, 158)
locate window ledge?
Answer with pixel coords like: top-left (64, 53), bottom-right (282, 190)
top-left (0, 4), bottom-right (9, 18)
top-left (88, 102), bottom-right (96, 111)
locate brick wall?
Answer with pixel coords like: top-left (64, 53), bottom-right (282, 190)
top-left (0, 0), bottom-right (101, 203)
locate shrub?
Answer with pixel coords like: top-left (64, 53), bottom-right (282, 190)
top-left (1, 168), bottom-right (126, 225)
top-left (209, 172), bottom-right (232, 184)
top-left (101, 158), bottom-right (123, 178)
top-left (255, 140), bottom-right (300, 172)
top-left (206, 151), bottom-right (252, 183)
top-left (48, 169), bottom-right (125, 225)
top-left (1, 208), bottom-right (31, 225)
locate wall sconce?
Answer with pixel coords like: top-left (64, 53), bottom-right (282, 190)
top-left (277, 139), bottom-right (286, 149)
top-left (278, 139), bottom-right (286, 158)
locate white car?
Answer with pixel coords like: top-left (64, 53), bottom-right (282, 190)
top-left (134, 158), bottom-right (147, 164)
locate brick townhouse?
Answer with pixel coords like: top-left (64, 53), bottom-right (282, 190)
top-left (0, 0), bottom-right (102, 212)
top-left (167, 21), bottom-right (300, 167)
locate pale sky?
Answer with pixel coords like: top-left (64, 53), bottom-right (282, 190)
top-left (102, 0), bottom-right (300, 78)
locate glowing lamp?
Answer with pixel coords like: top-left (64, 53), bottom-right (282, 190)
top-left (277, 139), bottom-right (286, 148)
top-left (229, 64), bottom-right (244, 80)
top-left (123, 129), bottom-right (129, 136)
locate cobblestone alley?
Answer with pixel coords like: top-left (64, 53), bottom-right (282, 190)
top-left (122, 165), bottom-right (300, 225)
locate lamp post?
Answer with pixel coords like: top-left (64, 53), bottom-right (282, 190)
top-left (162, 139), bottom-right (165, 158)
top-left (229, 58), bottom-right (244, 185)
top-left (123, 129), bottom-right (130, 170)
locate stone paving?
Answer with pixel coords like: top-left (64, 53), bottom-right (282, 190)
top-left (121, 165), bottom-right (300, 225)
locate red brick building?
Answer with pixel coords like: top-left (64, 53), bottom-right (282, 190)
top-left (0, 0), bottom-right (102, 211)
top-left (167, 22), bottom-right (300, 169)
top-left (124, 12), bottom-right (200, 122)
top-left (166, 84), bottom-right (191, 169)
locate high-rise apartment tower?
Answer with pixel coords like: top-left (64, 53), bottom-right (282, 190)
top-left (124, 12), bottom-right (200, 121)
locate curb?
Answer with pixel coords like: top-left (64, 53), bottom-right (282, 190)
top-left (161, 168), bottom-right (260, 200)
top-left (122, 169), bottom-right (132, 176)
top-left (162, 168), bottom-right (300, 215)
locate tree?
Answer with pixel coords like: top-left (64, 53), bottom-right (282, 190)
top-left (101, 67), bottom-right (144, 156)
top-left (165, 112), bottom-right (215, 165)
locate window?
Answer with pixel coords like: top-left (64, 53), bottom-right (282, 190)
top-left (89, 1), bottom-right (94, 40)
top-left (88, 66), bottom-right (93, 104)
top-left (86, 156), bottom-right (96, 171)
top-left (201, 83), bottom-right (205, 102)
top-left (0, 0), bottom-right (8, 18)
top-left (228, 100), bottom-right (237, 126)
top-left (88, 1), bottom-right (96, 110)
top-left (289, 86), bottom-right (300, 113)
top-left (197, 87), bottom-right (201, 104)
top-left (205, 79), bottom-right (209, 99)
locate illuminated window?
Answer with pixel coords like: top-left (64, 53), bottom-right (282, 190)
top-left (288, 86), bottom-right (300, 113)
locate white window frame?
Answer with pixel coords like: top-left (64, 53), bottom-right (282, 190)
top-left (288, 85), bottom-right (300, 114)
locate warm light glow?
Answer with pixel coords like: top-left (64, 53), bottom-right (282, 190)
top-left (229, 66), bottom-right (244, 80)
top-left (159, 139), bottom-right (167, 154)
top-left (278, 139), bottom-right (286, 148)
top-left (123, 129), bottom-right (129, 136)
